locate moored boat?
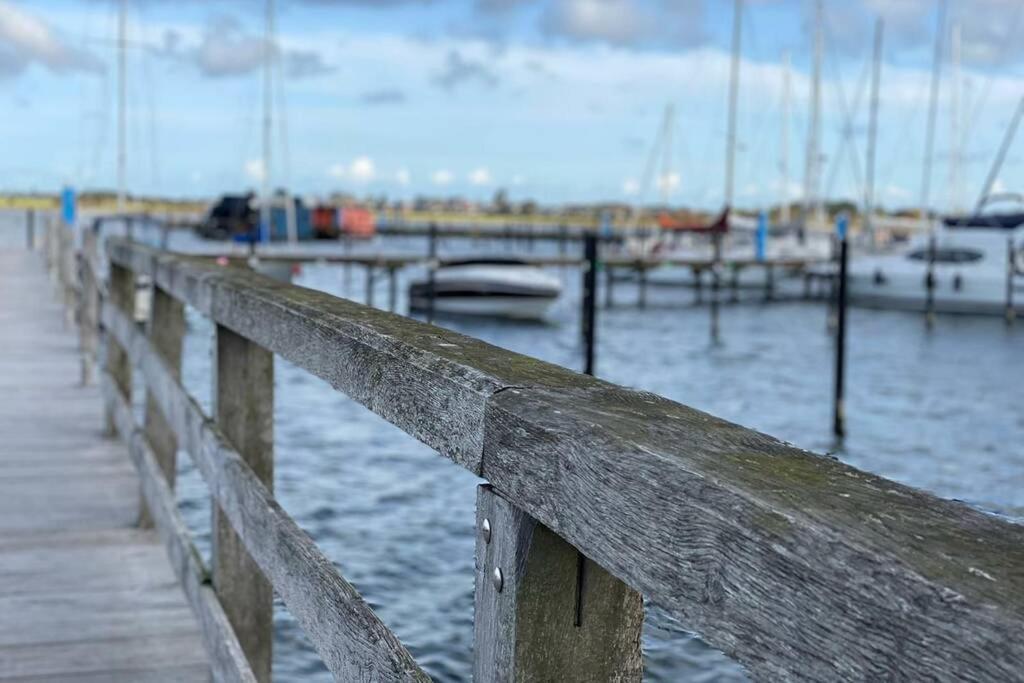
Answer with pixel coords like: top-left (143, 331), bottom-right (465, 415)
top-left (409, 258), bottom-right (561, 320)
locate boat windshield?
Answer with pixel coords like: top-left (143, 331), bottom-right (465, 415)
top-left (442, 258), bottom-right (532, 267)
top-left (906, 247), bottom-right (984, 264)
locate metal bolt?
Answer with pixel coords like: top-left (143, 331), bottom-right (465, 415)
top-left (492, 567), bottom-right (503, 593)
top-left (481, 518), bottom-right (491, 544)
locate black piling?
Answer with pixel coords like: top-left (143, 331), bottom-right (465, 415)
top-left (1006, 235), bottom-right (1016, 326)
top-left (925, 234), bottom-right (936, 328)
top-left (833, 235), bottom-right (849, 439)
top-left (637, 263), bottom-right (647, 309)
top-left (365, 266), bottom-right (375, 308)
top-left (710, 236), bottom-right (722, 344)
top-left (427, 222), bottom-right (438, 324)
top-left (581, 233), bottom-right (598, 376)
top-left (388, 266), bottom-right (398, 313)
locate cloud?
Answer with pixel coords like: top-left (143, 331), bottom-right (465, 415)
top-left (328, 156), bottom-right (376, 182)
top-left (360, 88), bottom-right (407, 105)
top-left (349, 156), bottom-right (376, 182)
top-left (189, 16), bottom-right (334, 79)
top-left (622, 178), bottom-right (640, 196)
top-left (285, 49), bottom-right (335, 78)
top-left (656, 171), bottom-right (681, 194)
top-left (468, 167), bottom-right (493, 185)
top-left (431, 169), bottom-right (454, 186)
top-left (395, 168), bottom-right (411, 185)
top-left (0, 1), bottom-right (103, 78)
top-left (540, 0), bottom-right (704, 48)
top-left (245, 159), bottom-right (266, 182)
top-left (433, 49), bottom-right (499, 90)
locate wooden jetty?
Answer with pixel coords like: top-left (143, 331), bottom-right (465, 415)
top-left (2, 213), bottom-right (1022, 682)
top-left (0, 248), bottom-right (215, 680)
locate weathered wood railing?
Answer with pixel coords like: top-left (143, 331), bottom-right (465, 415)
top-left (67, 231), bottom-right (1024, 681)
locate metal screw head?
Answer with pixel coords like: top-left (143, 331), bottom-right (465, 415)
top-left (492, 567), bottom-right (503, 593)
top-left (481, 518), bottom-right (492, 544)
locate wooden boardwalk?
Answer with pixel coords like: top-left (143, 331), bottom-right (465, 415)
top-left (0, 249), bottom-right (210, 681)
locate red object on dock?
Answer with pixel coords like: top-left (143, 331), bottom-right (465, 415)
top-left (657, 207), bottom-right (729, 233)
top-left (341, 207), bottom-right (376, 238)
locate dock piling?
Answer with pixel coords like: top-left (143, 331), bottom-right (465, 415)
top-left (833, 218), bottom-right (849, 439)
top-left (582, 232), bottom-right (598, 376)
top-left (925, 233), bottom-right (936, 328)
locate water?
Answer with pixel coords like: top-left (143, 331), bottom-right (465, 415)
top-left (8, 216), bottom-right (1023, 680)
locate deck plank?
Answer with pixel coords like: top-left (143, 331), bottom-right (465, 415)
top-left (0, 248), bottom-right (210, 682)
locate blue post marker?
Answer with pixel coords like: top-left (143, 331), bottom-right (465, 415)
top-left (836, 212), bottom-right (849, 241)
top-left (61, 187), bottom-right (76, 227)
top-left (756, 211), bottom-right (767, 261)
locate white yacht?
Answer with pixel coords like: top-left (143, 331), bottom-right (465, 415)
top-left (409, 258), bottom-right (561, 320)
top-left (847, 214), bottom-right (1024, 316)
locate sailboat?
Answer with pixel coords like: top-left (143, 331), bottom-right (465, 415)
top-left (846, 27), bottom-right (1024, 317)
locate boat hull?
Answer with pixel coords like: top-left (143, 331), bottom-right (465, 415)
top-left (409, 294), bottom-right (557, 320)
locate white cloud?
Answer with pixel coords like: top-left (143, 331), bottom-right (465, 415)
top-left (395, 168), bottom-right (411, 186)
top-left (655, 172), bottom-right (681, 194)
top-left (327, 157), bottom-right (376, 183)
top-left (622, 178), bottom-right (640, 196)
top-left (468, 167), bottom-right (493, 186)
top-left (511, 174), bottom-right (526, 186)
top-left (0, 1), bottom-right (103, 77)
top-left (432, 169), bottom-right (454, 186)
top-left (244, 159), bottom-right (266, 182)
top-left (349, 156), bottom-right (376, 182)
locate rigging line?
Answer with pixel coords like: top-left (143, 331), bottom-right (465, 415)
top-left (962, 1), bottom-right (1024, 146)
top-left (820, 16), bottom-right (869, 204)
top-left (136, 0), bottom-right (160, 191)
top-left (628, 107), bottom-right (668, 232)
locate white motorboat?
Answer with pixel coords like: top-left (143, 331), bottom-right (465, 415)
top-left (847, 216), bottom-right (1024, 316)
top-left (409, 258), bottom-right (561, 320)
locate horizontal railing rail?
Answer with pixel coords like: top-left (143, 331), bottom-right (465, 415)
top-left (95, 235), bottom-right (1024, 682)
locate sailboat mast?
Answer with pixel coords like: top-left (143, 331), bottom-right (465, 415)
top-left (724, 0), bottom-right (742, 209)
top-left (117, 0), bottom-right (127, 212)
top-left (661, 103), bottom-right (675, 205)
top-left (920, 0), bottom-right (947, 232)
top-left (261, 0), bottom-right (274, 242)
top-left (780, 50), bottom-right (791, 224)
top-left (864, 18), bottom-right (883, 248)
top-left (803, 0), bottom-right (823, 227)
top-left (948, 23), bottom-right (961, 214)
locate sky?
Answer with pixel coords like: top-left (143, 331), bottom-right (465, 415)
top-left (1, 0), bottom-right (1023, 211)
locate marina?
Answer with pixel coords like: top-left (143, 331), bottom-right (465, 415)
top-left (4, 0), bottom-right (1024, 680)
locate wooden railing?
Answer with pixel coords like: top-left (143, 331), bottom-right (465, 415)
top-left (58, 229), bottom-right (1024, 681)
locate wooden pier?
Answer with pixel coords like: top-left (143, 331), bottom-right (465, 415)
top-left (0, 249), bottom-right (213, 681)
top-left (2, 213), bottom-right (1022, 681)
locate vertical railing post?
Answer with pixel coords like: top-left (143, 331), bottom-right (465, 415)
top-left (473, 485), bottom-right (643, 682)
top-left (213, 326), bottom-right (274, 683)
top-left (140, 281), bottom-right (185, 527)
top-left (105, 261), bottom-right (135, 436)
top-left (26, 209), bottom-right (35, 250)
top-left (79, 226), bottom-right (100, 385)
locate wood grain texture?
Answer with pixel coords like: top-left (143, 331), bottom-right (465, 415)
top-left (104, 261), bottom-right (133, 436)
top-left (0, 248), bottom-right (211, 683)
top-left (104, 302), bottom-right (430, 682)
top-left (213, 325), bottom-right (275, 683)
top-left (140, 284), bottom-right (185, 529)
top-left (104, 374), bottom-right (257, 683)
top-left (106, 239), bottom-right (1024, 681)
top-left (474, 485), bottom-right (643, 682)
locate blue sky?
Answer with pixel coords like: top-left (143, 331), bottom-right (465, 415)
top-left (1, 0), bottom-right (1023, 211)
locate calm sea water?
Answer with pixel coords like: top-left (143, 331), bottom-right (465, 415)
top-left (9, 216), bottom-right (1023, 680)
